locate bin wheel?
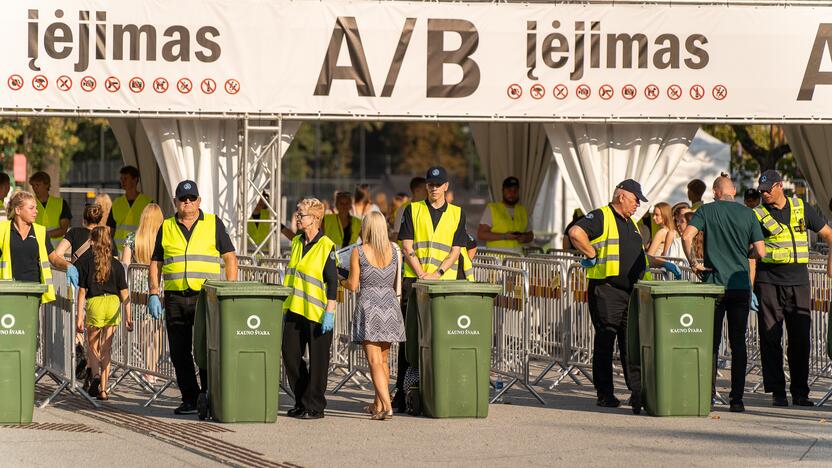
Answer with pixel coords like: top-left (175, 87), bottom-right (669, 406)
top-left (197, 392), bottom-right (210, 421)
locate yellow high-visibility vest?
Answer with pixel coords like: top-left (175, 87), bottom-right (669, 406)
top-left (0, 221), bottom-right (56, 303)
top-left (247, 209), bottom-right (271, 247)
top-left (112, 193), bottom-right (152, 250)
top-left (586, 205), bottom-right (651, 280)
top-left (404, 201), bottom-right (473, 281)
top-left (161, 214), bottom-right (221, 292)
top-left (283, 234), bottom-right (335, 324)
top-left (323, 213), bottom-right (361, 248)
top-left (485, 202), bottom-right (528, 249)
top-left (753, 197), bottom-right (809, 264)
top-left (35, 195), bottom-right (64, 247)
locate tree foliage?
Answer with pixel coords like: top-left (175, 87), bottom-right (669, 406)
top-left (704, 124), bottom-right (796, 177)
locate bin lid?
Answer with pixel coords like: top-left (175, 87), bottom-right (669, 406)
top-left (634, 281), bottom-right (725, 296)
top-left (0, 280), bottom-right (48, 294)
top-left (414, 280), bottom-right (502, 296)
top-left (201, 280), bottom-right (292, 298)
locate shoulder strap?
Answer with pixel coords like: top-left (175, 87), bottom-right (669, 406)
top-left (72, 239), bottom-right (92, 263)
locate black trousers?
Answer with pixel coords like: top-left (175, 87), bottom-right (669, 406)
top-left (395, 277), bottom-right (417, 393)
top-left (754, 282), bottom-right (812, 399)
top-left (165, 294), bottom-right (207, 405)
top-left (587, 282), bottom-right (635, 398)
top-left (712, 290), bottom-right (750, 401)
top-left (282, 312), bottom-right (333, 413)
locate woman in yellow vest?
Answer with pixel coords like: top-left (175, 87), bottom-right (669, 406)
top-left (29, 171), bottom-right (71, 248)
top-left (477, 176), bottom-right (534, 252)
top-left (322, 191), bottom-right (362, 248)
top-left (282, 198), bottom-right (338, 420)
top-left (0, 191), bottom-right (56, 303)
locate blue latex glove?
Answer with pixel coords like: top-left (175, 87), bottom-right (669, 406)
top-left (148, 294), bottom-right (163, 320)
top-left (662, 261), bottom-right (682, 280)
top-left (66, 265), bottom-right (79, 288)
top-left (750, 292), bottom-right (759, 312)
top-left (580, 257), bottom-right (598, 269)
top-left (321, 312), bottom-right (335, 333)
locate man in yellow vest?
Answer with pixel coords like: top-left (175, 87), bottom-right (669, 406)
top-left (148, 180), bottom-right (238, 416)
top-left (0, 172), bottom-right (11, 221)
top-left (322, 191), bottom-right (361, 249)
top-left (391, 177), bottom-right (426, 243)
top-left (29, 171), bottom-right (71, 248)
top-left (107, 166), bottom-right (152, 250)
top-left (569, 179), bottom-right (680, 413)
top-left (477, 176), bottom-right (533, 252)
top-left (392, 166), bottom-right (473, 411)
top-left (752, 170), bottom-right (832, 407)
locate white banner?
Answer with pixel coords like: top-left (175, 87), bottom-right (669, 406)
top-left (3, 0), bottom-right (832, 120)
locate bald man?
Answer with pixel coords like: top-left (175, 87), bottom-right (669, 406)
top-left (682, 174), bottom-right (765, 413)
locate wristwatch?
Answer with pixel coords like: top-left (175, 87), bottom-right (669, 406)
top-left (438, 268), bottom-right (446, 276)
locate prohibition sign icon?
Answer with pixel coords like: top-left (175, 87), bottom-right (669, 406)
top-left (506, 83), bottom-right (522, 99)
top-left (177, 78), bottom-right (193, 94)
top-left (576, 84), bottom-right (591, 100)
top-left (32, 75), bottom-right (48, 91)
top-left (80, 76), bottom-right (96, 92)
top-left (56, 75), bottom-right (72, 91)
top-left (553, 84), bottom-right (568, 100)
top-left (530, 83), bottom-right (545, 100)
top-left (621, 84), bottom-right (637, 100)
top-left (7, 75), bottom-right (23, 91)
top-left (105, 76), bottom-right (121, 93)
top-left (644, 84), bottom-right (660, 100)
top-left (712, 85), bottom-right (728, 101)
top-left (201, 78), bottom-right (216, 94)
top-left (224, 79), bottom-right (241, 95)
top-left (129, 77), bottom-right (145, 93)
top-left (599, 84), bottom-right (614, 100)
top-left (667, 84), bottom-right (683, 100)
top-left (153, 77), bottom-right (169, 93)
top-left (689, 84), bottom-right (705, 100)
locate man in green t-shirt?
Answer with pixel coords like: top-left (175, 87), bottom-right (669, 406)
top-left (682, 175), bottom-right (765, 413)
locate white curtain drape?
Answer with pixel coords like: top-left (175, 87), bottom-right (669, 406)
top-left (543, 123), bottom-right (699, 217)
top-left (469, 122), bottom-right (550, 210)
top-left (109, 118), bottom-right (172, 214)
top-left (785, 124), bottom-right (832, 218)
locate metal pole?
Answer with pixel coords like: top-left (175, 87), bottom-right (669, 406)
top-left (277, 118), bottom-right (283, 257)
top-left (240, 117), bottom-right (249, 255)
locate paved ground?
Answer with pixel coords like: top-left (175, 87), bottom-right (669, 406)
top-left (3, 369), bottom-right (832, 467)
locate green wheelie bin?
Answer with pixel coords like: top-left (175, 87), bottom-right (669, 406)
top-left (630, 281), bottom-right (724, 417)
top-left (0, 281), bottom-right (47, 424)
top-left (195, 281), bottom-right (290, 423)
top-left (409, 280), bottom-right (501, 418)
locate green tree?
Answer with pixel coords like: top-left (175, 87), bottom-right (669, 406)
top-left (0, 117), bottom-right (85, 192)
top-left (704, 124), bottom-right (794, 176)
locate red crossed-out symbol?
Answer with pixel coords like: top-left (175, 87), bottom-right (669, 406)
top-left (105, 76), bottom-right (121, 93)
top-left (644, 84), bottom-right (660, 100)
top-left (712, 84), bottom-right (728, 101)
top-left (690, 84), bottom-right (705, 100)
top-left (530, 83), bottom-right (545, 100)
top-left (507, 83), bottom-right (522, 99)
top-left (56, 75), bottom-right (72, 91)
top-left (7, 74), bottom-right (23, 91)
top-left (129, 77), bottom-right (145, 93)
top-left (153, 77), bottom-right (169, 93)
top-left (553, 84), bottom-right (568, 100)
top-left (201, 78), bottom-right (216, 94)
top-left (622, 84), bottom-right (637, 100)
top-left (667, 84), bottom-right (683, 100)
top-left (177, 78), bottom-right (192, 94)
top-left (32, 75), bottom-right (48, 91)
top-left (576, 84), bottom-right (591, 100)
top-left (599, 84), bottom-right (614, 100)
top-left (224, 79), bottom-right (240, 95)
top-left (80, 76), bottom-right (96, 92)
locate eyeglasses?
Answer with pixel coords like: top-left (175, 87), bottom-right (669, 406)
top-left (295, 212), bottom-right (313, 220)
top-left (760, 183), bottom-right (780, 195)
top-left (178, 195), bottom-right (198, 203)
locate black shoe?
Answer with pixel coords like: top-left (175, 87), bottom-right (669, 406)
top-left (82, 369), bottom-right (92, 392)
top-left (729, 399), bottom-right (745, 412)
top-left (298, 410), bottom-right (324, 420)
top-left (88, 376), bottom-right (101, 398)
top-left (629, 391), bottom-right (642, 415)
top-left (174, 402), bottom-right (198, 415)
top-left (596, 394), bottom-right (621, 408)
top-left (772, 395), bottom-right (789, 407)
top-left (392, 390), bottom-right (407, 413)
top-left (287, 407), bottom-right (305, 417)
top-left (792, 396), bottom-right (814, 407)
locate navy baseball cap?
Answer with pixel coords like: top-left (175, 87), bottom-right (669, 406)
top-left (175, 180), bottom-right (199, 200)
top-left (426, 166), bottom-right (448, 185)
top-left (616, 179), bottom-right (648, 202)
top-left (503, 176), bottom-right (520, 188)
top-left (744, 188), bottom-right (760, 199)
top-left (757, 170), bottom-right (782, 193)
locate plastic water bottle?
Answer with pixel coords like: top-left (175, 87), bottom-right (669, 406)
top-left (494, 378), bottom-right (505, 403)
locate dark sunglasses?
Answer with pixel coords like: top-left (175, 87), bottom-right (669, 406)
top-left (178, 195), bottom-right (198, 202)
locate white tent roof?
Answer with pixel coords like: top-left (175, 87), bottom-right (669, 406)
top-left (651, 129), bottom-right (731, 207)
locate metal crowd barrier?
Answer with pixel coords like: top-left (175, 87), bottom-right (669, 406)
top-left (809, 265), bottom-right (832, 406)
top-left (238, 265), bottom-right (283, 284)
top-left (473, 254), bottom-right (501, 266)
top-left (237, 255), bottom-right (257, 266)
top-left (476, 247), bottom-right (523, 262)
top-left (256, 257), bottom-right (290, 271)
top-left (562, 263), bottom-right (596, 386)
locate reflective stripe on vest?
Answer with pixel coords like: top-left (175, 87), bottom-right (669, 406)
top-left (404, 201), bottom-right (472, 281)
top-left (161, 214), bottom-right (221, 291)
top-left (323, 214), bottom-right (361, 248)
top-left (587, 205), bottom-right (649, 280)
top-left (0, 221), bottom-right (56, 303)
top-left (35, 196), bottom-right (64, 248)
top-left (282, 235), bottom-right (335, 323)
top-left (753, 197), bottom-right (810, 264)
top-left (112, 193), bottom-right (152, 249)
top-left (485, 202), bottom-right (528, 250)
